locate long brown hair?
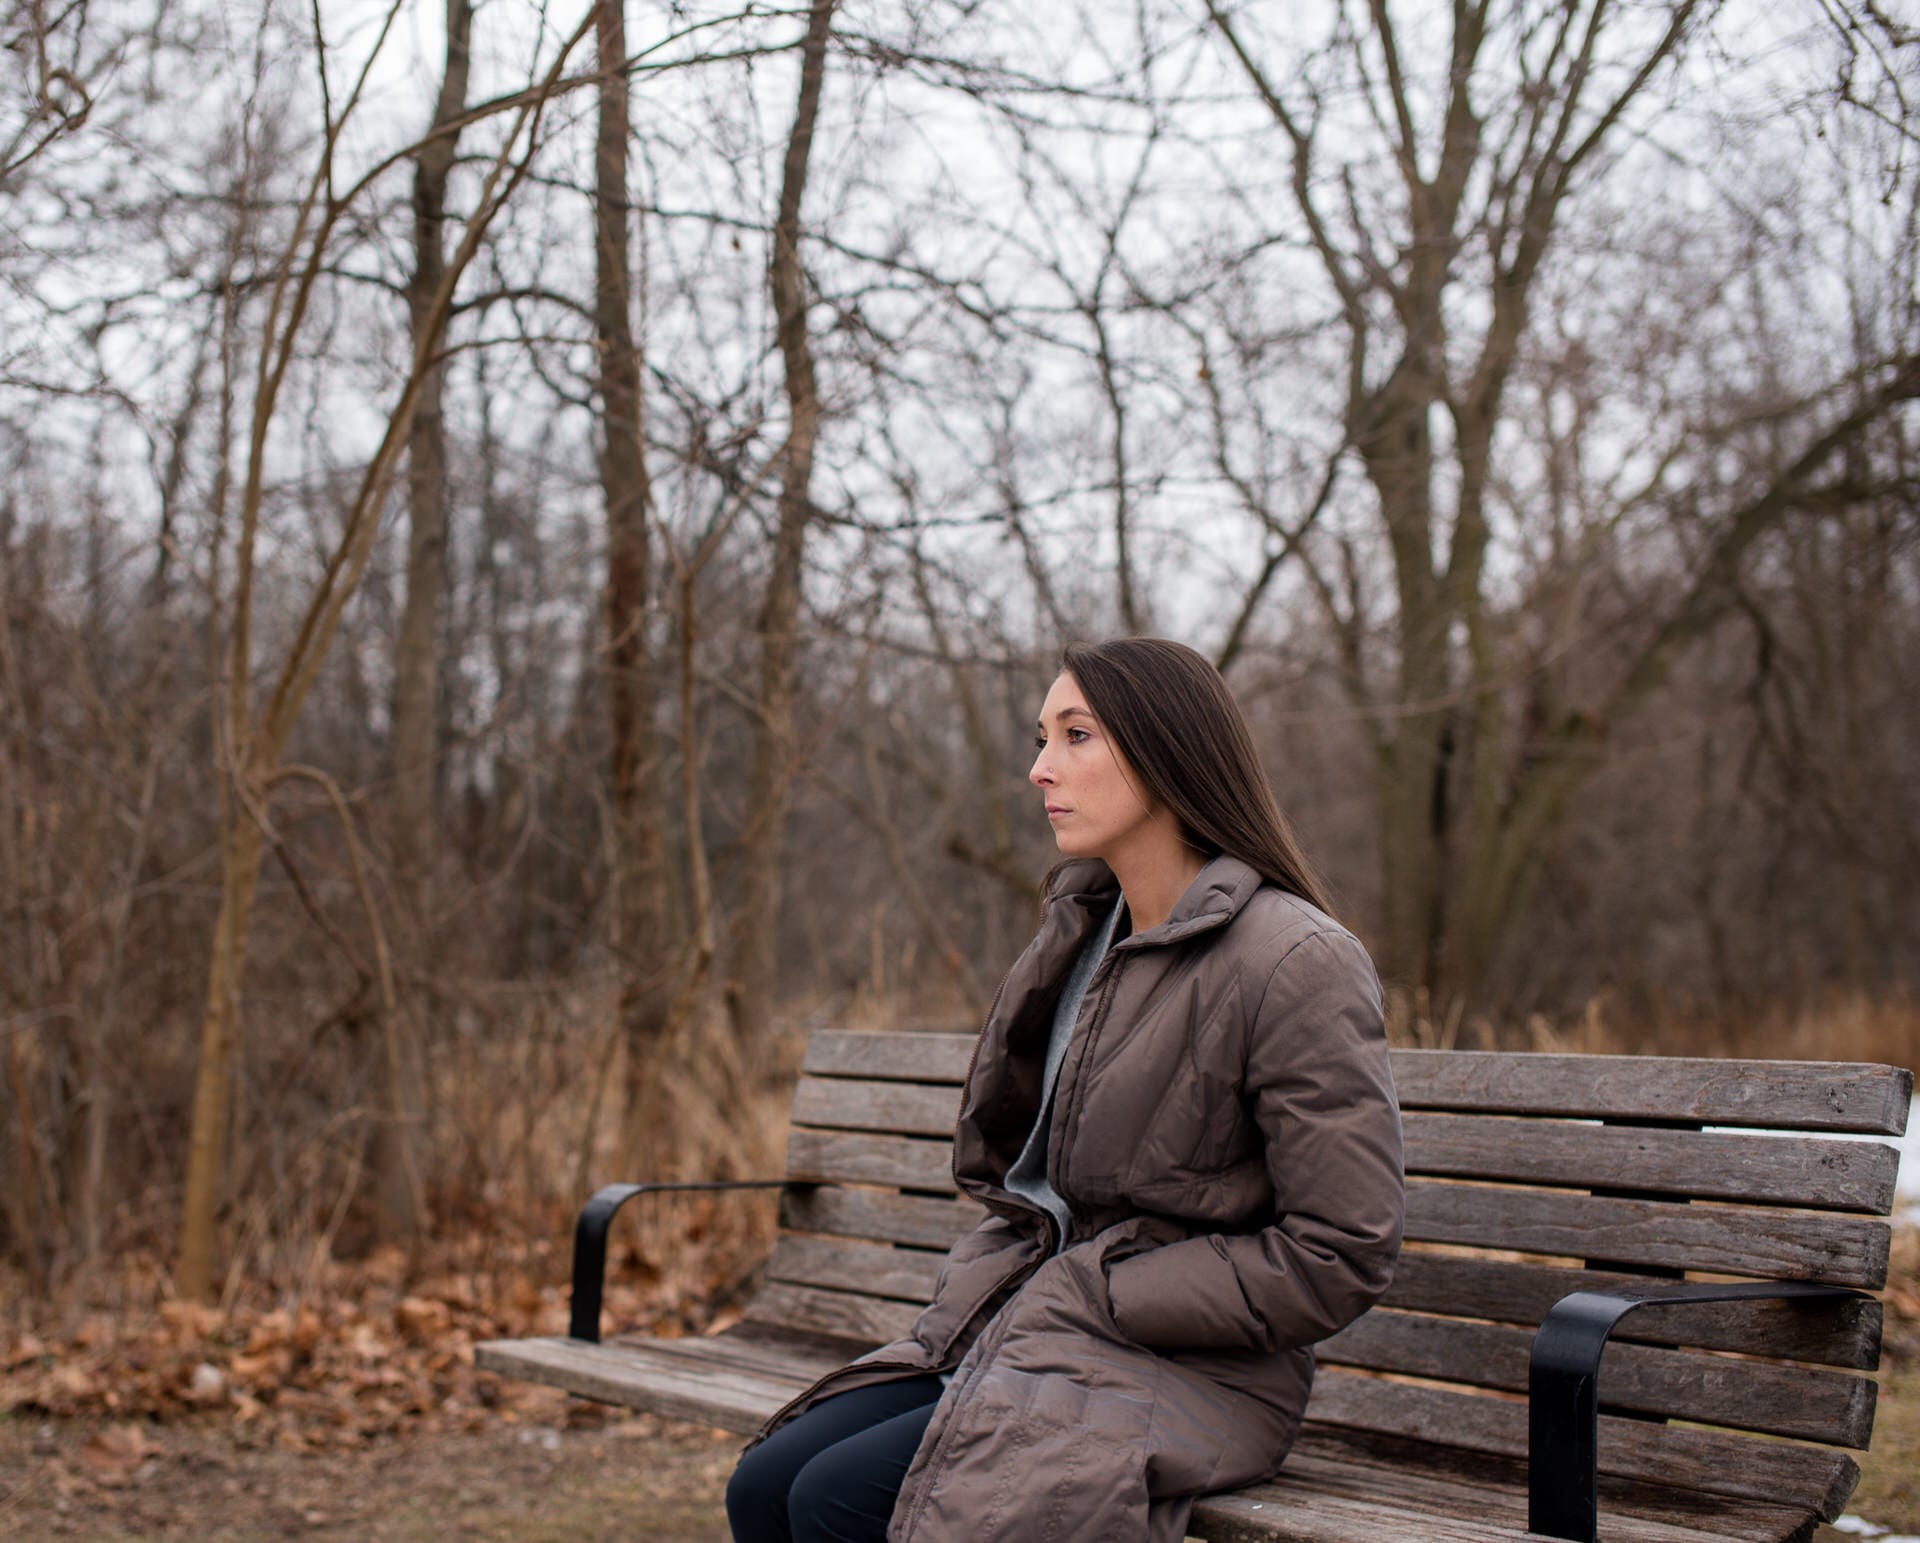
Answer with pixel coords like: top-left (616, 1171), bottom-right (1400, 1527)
top-left (1061, 637), bottom-right (1336, 917)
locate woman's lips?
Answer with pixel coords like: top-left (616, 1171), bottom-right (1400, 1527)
top-left (1046, 806), bottom-right (1070, 820)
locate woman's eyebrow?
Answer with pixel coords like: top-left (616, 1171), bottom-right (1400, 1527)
top-left (1036, 705), bottom-right (1095, 729)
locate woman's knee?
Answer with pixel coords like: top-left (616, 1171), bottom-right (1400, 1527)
top-left (726, 1441), bottom-right (790, 1543)
top-left (786, 1450), bottom-right (893, 1543)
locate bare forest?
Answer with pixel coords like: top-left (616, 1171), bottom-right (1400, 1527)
top-left (3, 0), bottom-right (1917, 1337)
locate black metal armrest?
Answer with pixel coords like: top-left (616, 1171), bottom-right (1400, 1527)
top-left (1528, 1279), bottom-right (1868, 1541)
top-left (569, 1180), bottom-right (791, 1342)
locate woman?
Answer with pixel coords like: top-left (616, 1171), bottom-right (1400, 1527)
top-left (727, 637), bottom-right (1404, 1543)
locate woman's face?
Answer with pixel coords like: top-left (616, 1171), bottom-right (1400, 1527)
top-left (1029, 672), bottom-right (1155, 861)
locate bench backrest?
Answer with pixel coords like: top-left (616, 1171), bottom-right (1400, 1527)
top-left (748, 1030), bottom-right (1910, 1520)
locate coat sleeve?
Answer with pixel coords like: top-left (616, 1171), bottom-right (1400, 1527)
top-left (1101, 929), bottom-right (1404, 1352)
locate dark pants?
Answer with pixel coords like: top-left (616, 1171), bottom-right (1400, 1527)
top-left (725, 1376), bottom-right (945, 1543)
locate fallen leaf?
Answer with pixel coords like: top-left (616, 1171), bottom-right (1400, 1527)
top-left (395, 1296), bottom-right (451, 1342)
top-left (79, 1422), bottom-right (159, 1485)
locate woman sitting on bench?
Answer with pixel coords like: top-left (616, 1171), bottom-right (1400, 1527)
top-left (725, 635), bottom-right (1407, 1543)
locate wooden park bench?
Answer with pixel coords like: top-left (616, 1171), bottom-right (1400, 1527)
top-left (478, 1030), bottom-right (1911, 1542)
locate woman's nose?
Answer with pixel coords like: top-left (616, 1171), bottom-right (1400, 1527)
top-left (1029, 751), bottom-right (1052, 788)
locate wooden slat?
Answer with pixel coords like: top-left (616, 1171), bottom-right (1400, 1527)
top-left (766, 1236), bottom-right (944, 1303)
top-left (1275, 1428), bottom-right (1817, 1542)
top-left (800, 1034), bottom-right (1911, 1133)
top-left (781, 1185), bottom-right (983, 1248)
top-left (1193, 1448), bottom-right (1809, 1543)
top-left (1195, 1489), bottom-right (1537, 1543)
top-left (475, 1333), bottom-right (818, 1432)
top-left (743, 1281), bottom-right (920, 1346)
top-left (1403, 1113), bottom-right (1900, 1214)
top-left (1303, 1368), bottom-right (1860, 1521)
top-left (1391, 1051), bottom-right (1912, 1134)
top-left (802, 1030), bottom-right (976, 1083)
top-left (786, 1129), bottom-right (957, 1193)
top-left (1382, 1250), bottom-right (1884, 1369)
top-left (609, 1324), bottom-right (857, 1384)
top-left (791, 1076), bottom-right (962, 1137)
top-left (1403, 1181), bottom-right (1891, 1288)
top-left (1315, 1309), bottom-right (1875, 1446)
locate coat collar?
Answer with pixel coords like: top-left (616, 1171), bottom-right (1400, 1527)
top-left (1045, 853), bottom-right (1266, 948)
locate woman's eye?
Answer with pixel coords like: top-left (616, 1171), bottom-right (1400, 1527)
top-left (1033, 735), bottom-right (1047, 750)
top-left (1066, 728), bottom-right (1089, 744)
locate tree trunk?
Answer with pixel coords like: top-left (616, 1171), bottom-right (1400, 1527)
top-left (176, 805), bottom-right (265, 1301)
top-left (382, 0), bottom-right (473, 1249)
top-left (1356, 367), bottom-right (1453, 999)
top-left (593, 0), bottom-right (671, 1145)
top-left (733, 0), bottom-right (835, 1052)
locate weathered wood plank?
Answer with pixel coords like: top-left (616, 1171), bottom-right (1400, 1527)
top-left (1315, 1309), bottom-right (1876, 1446)
top-left (780, 1186), bottom-right (984, 1249)
top-left (1403, 1113), bottom-right (1900, 1214)
top-left (1303, 1368), bottom-right (1860, 1521)
top-left (1382, 1250), bottom-right (1883, 1369)
top-left (605, 1325), bottom-right (854, 1385)
top-left (786, 1129), bottom-right (957, 1193)
top-left (766, 1236), bottom-right (945, 1304)
top-left (1191, 1478), bottom-right (1755, 1543)
top-left (802, 1030), bottom-right (976, 1083)
top-left (1403, 1181), bottom-right (1891, 1288)
top-left (800, 1035), bottom-right (1912, 1135)
top-left (1192, 1487), bottom-right (1569, 1543)
top-left (1274, 1420), bottom-right (1812, 1543)
top-left (475, 1335), bottom-right (808, 1432)
top-left (1391, 1052), bottom-right (1912, 1135)
top-left (743, 1281), bottom-right (920, 1346)
top-left (791, 1077), bottom-right (962, 1138)
top-left (1192, 1450), bottom-right (1810, 1543)
top-left (1281, 1428), bottom-right (1817, 1543)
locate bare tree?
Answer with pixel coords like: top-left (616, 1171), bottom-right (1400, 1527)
top-left (733, 0), bottom-right (837, 1050)
top-left (1203, 0), bottom-right (1920, 1006)
top-left (592, 0), bottom-right (677, 1154)
top-left (382, 0), bottom-right (477, 1250)
top-left (176, 6), bottom-right (595, 1298)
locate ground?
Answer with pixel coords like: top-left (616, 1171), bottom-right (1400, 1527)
top-left (0, 1389), bottom-right (736, 1542)
top-left (3, 1363), bottom-right (1915, 1542)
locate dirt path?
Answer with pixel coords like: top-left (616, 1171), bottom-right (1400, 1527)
top-left (0, 1396), bottom-right (734, 1542)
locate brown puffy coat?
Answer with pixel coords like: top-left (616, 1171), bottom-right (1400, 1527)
top-left (754, 854), bottom-right (1405, 1542)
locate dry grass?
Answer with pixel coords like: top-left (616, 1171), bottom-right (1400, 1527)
top-left (1387, 984), bottom-right (1920, 1069)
